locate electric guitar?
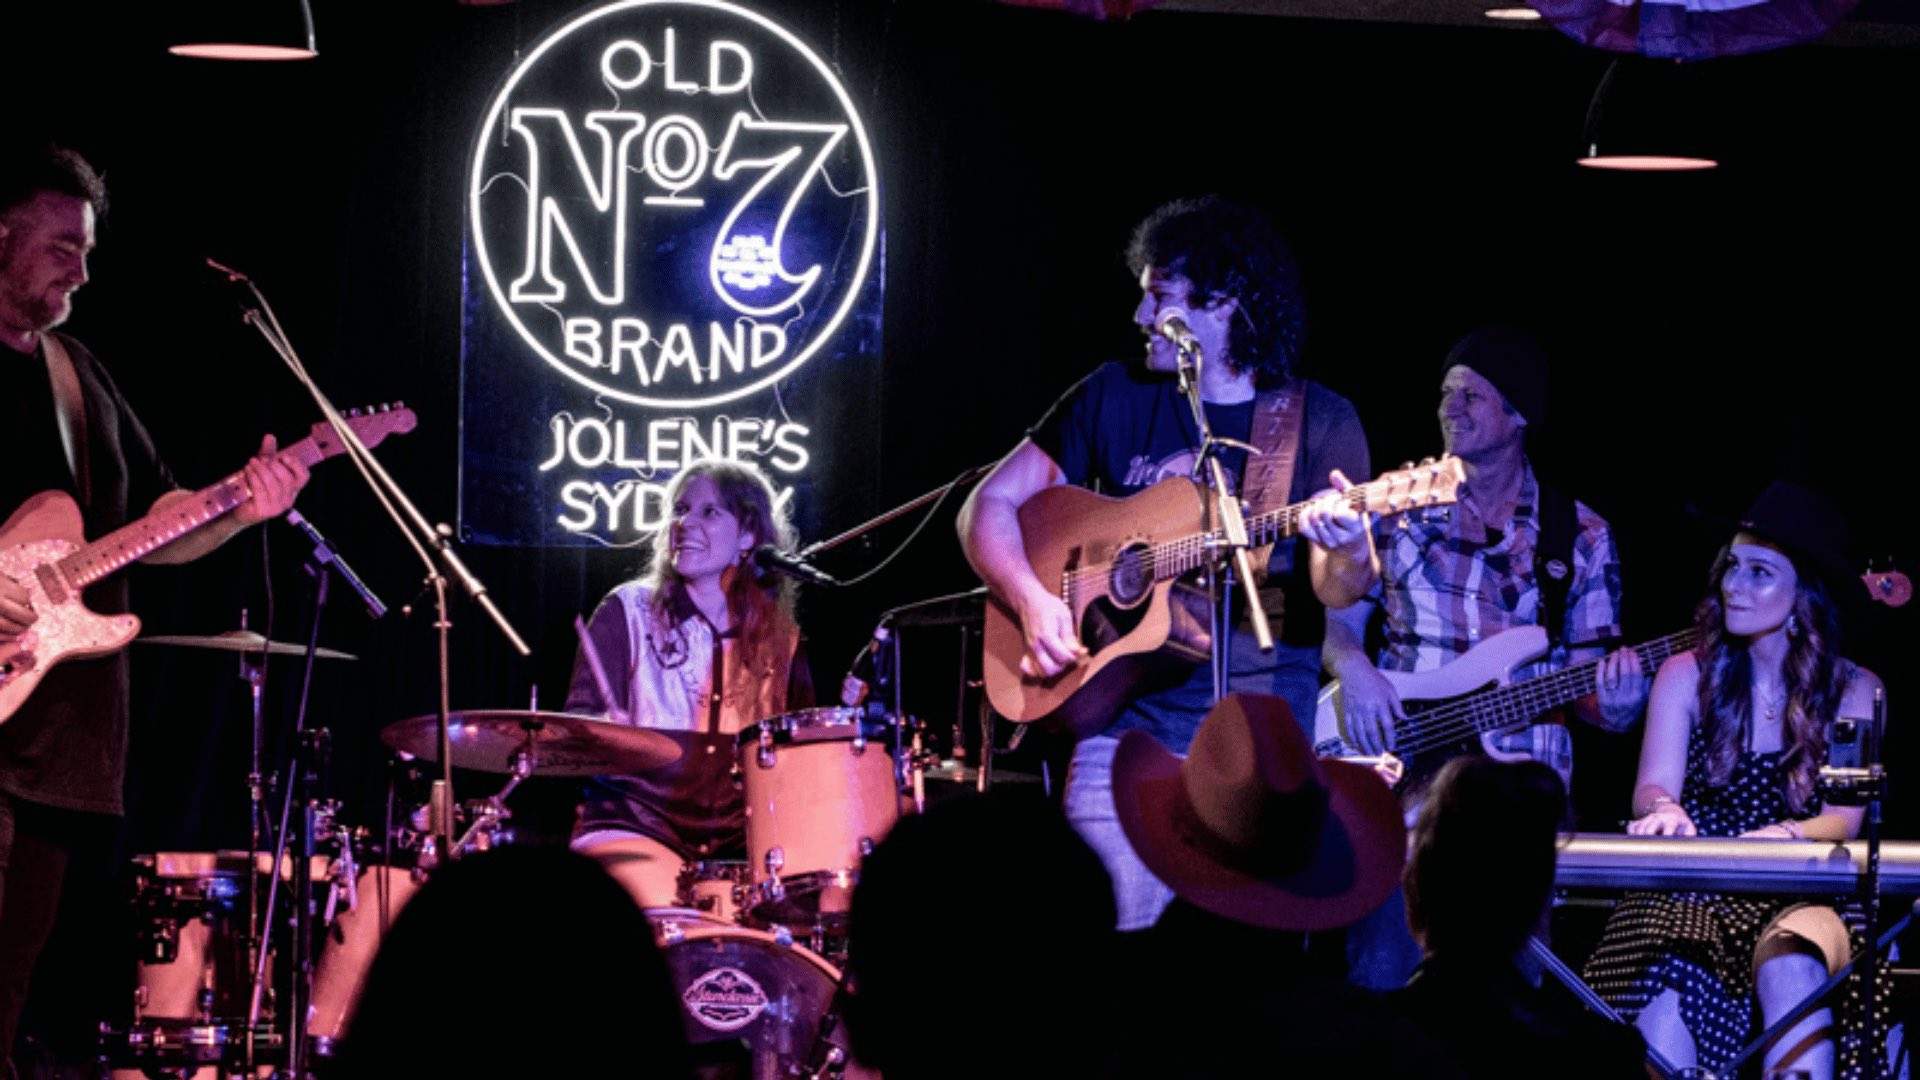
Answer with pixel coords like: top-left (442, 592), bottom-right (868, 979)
top-left (982, 457), bottom-right (1466, 738)
top-left (1313, 625), bottom-right (1699, 796)
top-left (0, 406), bottom-right (417, 724)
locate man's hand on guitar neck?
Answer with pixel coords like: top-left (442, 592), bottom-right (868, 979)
top-left (232, 434), bottom-right (310, 526)
top-left (145, 434), bottom-right (312, 565)
top-left (1303, 470), bottom-right (1381, 611)
top-left (1, 574), bottom-right (36, 643)
top-left (1588, 646), bottom-right (1651, 731)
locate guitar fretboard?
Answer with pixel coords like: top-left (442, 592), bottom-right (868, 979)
top-left (1403, 629), bottom-right (1702, 742)
top-left (56, 438), bottom-right (330, 589)
top-left (1146, 488), bottom-right (1371, 581)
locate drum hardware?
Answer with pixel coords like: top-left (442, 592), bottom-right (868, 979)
top-left (136, 614), bottom-right (363, 1078)
top-left (103, 851), bottom-right (339, 1080)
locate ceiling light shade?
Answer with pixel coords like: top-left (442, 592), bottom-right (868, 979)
top-left (1530, 0), bottom-right (1857, 60)
top-left (1577, 58), bottom-right (1721, 171)
top-left (169, 0), bottom-right (317, 60)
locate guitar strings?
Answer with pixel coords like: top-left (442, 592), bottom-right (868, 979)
top-left (1365, 631), bottom-right (1699, 758)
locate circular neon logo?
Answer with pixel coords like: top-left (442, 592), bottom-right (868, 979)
top-left (469, 0), bottom-right (879, 409)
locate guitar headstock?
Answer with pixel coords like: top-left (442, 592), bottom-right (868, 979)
top-left (1863, 558), bottom-right (1912, 609)
top-left (308, 404), bottom-right (419, 460)
top-left (1357, 455), bottom-right (1466, 516)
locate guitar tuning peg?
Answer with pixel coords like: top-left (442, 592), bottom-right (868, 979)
top-left (347, 407), bottom-right (361, 418)
top-left (1419, 456), bottom-right (1435, 466)
top-left (1400, 461), bottom-right (1414, 471)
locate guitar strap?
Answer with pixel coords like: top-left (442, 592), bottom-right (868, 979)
top-left (42, 332), bottom-right (92, 505)
top-left (1533, 478), bottom-right (1578, 651)
top-left (1240, 377), bottom-right (1304, 579)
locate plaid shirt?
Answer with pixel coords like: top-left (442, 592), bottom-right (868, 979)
top-left (1370, 462), bottom-right (1624, 782)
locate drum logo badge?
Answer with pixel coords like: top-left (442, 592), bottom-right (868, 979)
top-left (683, 966), bottom-right (770, 1030)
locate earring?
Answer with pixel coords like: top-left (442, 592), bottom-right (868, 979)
top-left (1787, 613), bottom-right (1802, 637)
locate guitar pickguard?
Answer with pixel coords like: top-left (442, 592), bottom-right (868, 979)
top-left (0, 538), bottom-right (141, 720)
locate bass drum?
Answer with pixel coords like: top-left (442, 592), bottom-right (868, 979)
top-left (648, 910), bottom-right (878, 1078)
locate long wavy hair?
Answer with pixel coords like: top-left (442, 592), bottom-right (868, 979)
top-left (1125, 195), bottom-right (1306, 388)
top-left (643, 459), bottom-right (795, 673)
top-left (1691, 540), bottom-right (1846, 814)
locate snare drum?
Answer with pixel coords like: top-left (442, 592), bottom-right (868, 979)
top-left (737, 708), bottom-right (900, 926)
top-left (647, 909), bottom-right (870, 1076)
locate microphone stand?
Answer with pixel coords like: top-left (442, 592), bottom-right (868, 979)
top-left (796, 463), bottom-right (995, 563)
top-left (210, 259), bottom-right (531, 877)
top-left (1171, 340), bottom-right (1273, 704)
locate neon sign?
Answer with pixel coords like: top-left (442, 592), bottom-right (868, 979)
top-left (469, 0), bottom-right (877, 409)
top-left (460, 0), bottom-right (882, 546)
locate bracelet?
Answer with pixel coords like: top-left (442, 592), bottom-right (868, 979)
top-left (1642, 794), bottom-right (1679, 817)
top-left (1776, 819), bottom-right (1806, 840)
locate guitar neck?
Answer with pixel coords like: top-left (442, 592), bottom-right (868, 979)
top-left (56, 436), bottom-right (328, 590)
top-left (1150, 489), bottom-right (1363, 581)
top-left (1244, 489), bottom-right (1365, 549)
top-left (1446, 629), bottom-right (1702, 737)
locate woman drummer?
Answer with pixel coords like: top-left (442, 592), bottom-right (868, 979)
top-left (567, 458), bottom-right (814, 909)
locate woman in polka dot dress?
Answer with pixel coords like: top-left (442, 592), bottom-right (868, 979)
top-left (1582, 483), bottom-right (1888, 1080)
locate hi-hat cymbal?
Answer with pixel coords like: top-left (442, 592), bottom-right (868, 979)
top-left (918, 759), bottom-right (1042, 786)
top-left (380, 710), bottom-right (682, 777)
top-left (138, 631), bottom-right (357, 661)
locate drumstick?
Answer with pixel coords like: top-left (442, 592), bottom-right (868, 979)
top-left (574, 615), bottom-right (626, 723)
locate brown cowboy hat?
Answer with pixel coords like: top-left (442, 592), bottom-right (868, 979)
top-left (1112, 693), bottom-right (1406, 932)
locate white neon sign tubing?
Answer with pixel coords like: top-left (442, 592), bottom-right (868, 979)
top-left (707, 114), bottom-right (845, 318)
top-left (469, 0), bottom-right (879, 411)
top-left (506, 108), bottom-right (646, 306)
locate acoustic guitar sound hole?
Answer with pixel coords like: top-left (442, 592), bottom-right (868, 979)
top-left (1107, 541), bottom-right (1153, 608)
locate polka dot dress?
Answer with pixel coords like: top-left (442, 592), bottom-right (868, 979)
top-left (1582, 721), bottom-right (1893, 1077)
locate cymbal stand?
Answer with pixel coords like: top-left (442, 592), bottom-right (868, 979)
top-left (451, 741), bottom-right (536, 855)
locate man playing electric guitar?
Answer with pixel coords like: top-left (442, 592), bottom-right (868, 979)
top-left (957, 196), bottom-right (1375, 932)
top-left (0, 145), bottom-right (309, 1070)
top-left (1320, 325), bottom-right (1651, 988)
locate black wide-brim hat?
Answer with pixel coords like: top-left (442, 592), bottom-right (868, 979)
top-left (1111, 694), bottom-right (1405, 933)
top-left (1733, 480), bottom-right (1854, 596)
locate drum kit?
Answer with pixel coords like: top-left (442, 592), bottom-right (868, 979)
top-left (100, 599), bottom-right (1017, 1079)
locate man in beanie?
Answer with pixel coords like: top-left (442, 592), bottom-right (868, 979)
top-left (1320, 325), bottom-right (1651, 989)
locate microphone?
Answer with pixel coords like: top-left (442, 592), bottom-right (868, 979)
top-left (751, 544), bottom-right (841, 588)
top-left (287, 510), bottom-right (388, 619)
top-left (206, 257), bottom-right (250, 284)
top-left (839, 621), bottom-right (891, 707)
top-left (1155, 309), bottom-right (1201, 355)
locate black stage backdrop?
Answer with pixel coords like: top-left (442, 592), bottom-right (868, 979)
top-left (5, 0), bottom-right (1917, 976)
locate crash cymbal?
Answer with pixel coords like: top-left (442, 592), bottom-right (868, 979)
top-left (138, 631), bottom-right (357, 661)
top-left (379, 710), bottom-right (681, 777)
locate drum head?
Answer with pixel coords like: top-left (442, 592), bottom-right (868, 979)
top-left (653, 921), bottom-right (847, 1069)
top-left (737, 707), bottom-right (893, 748)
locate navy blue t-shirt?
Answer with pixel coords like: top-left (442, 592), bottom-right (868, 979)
top-left (1027, 361), bottom-right (1369, 750)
